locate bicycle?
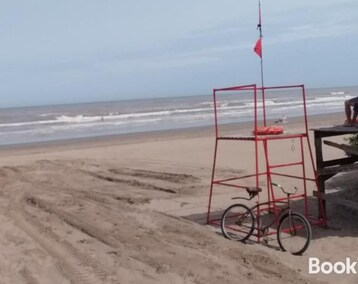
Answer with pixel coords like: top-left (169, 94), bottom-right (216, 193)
top-left (220, 183), bottom-right (312, 255)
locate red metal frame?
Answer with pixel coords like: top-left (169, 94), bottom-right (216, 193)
top-left (207, 84), bottom-right (326, 240)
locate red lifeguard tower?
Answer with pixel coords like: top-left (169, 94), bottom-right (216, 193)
top-left (206, 84), bottom-right (327, 240)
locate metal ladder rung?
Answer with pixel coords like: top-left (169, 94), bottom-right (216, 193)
top-left (268, 161), bottom-right (303, 169)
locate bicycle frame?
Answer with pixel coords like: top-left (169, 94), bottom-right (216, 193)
top-left (231, 184), bottom-right (297, 237)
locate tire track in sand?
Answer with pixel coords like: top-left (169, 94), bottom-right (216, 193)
top-left (23, 193), bottom-right (171, 278)
top-left (25, 194), bottom-right (121, 249)
top-left (82, 170), bottom-right (177, 194)
top-left (8, 196), bottom-right (119, 284)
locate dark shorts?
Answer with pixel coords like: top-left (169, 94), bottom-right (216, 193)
top-left (355, 102), bottom-right (358, 113)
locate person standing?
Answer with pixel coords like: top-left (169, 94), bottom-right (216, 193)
top-left (344, 97), bottom-right (358, 126)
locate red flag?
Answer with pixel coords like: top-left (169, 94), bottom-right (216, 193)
top-left (254, 38), bottom-right (262, 57)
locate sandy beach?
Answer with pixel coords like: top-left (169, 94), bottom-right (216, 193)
top-left (0, 112), bottom-right (357, 283)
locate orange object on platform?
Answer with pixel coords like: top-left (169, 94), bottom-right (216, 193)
top-left (253, 126), bottom-right (284, 135)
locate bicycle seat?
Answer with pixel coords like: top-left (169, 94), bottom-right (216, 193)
top-left (245, 187), bottom-right (262, 195)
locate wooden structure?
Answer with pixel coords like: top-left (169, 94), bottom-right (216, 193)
top-left (311, 125), bottom-right (358, 218)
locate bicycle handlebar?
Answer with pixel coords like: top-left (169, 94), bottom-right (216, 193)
top-left (271, 182), bottom-right (298, 196)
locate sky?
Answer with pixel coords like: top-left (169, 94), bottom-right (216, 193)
top-left (1, 0), bottom-right (358, 107)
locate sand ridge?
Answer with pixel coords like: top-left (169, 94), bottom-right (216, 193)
top-left (0, 159), bottom-right (313, 284)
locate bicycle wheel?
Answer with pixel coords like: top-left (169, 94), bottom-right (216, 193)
top-left (277, 212), bottom-right (311, 255)
top-left (221, 204), bottom-right (255, 242)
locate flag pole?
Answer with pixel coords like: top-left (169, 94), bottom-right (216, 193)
top-left (257, 0), bottom-right (266, 125)
top-left (258, 0), bottom-right (264, 89)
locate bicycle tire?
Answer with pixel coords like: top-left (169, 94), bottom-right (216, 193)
top-left (277, 212), bottom-right (311, 255)
top-left (221, 204), bottom-right (255, 242)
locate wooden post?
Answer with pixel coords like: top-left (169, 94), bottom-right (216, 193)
top-left (314, 131), bottom-right (326, 219)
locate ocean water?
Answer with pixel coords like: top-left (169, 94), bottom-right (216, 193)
top-left (0, 85), bottom-right (357, 146)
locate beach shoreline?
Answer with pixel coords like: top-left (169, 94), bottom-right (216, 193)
top-left (0, 111), bottom-right (345, 153)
